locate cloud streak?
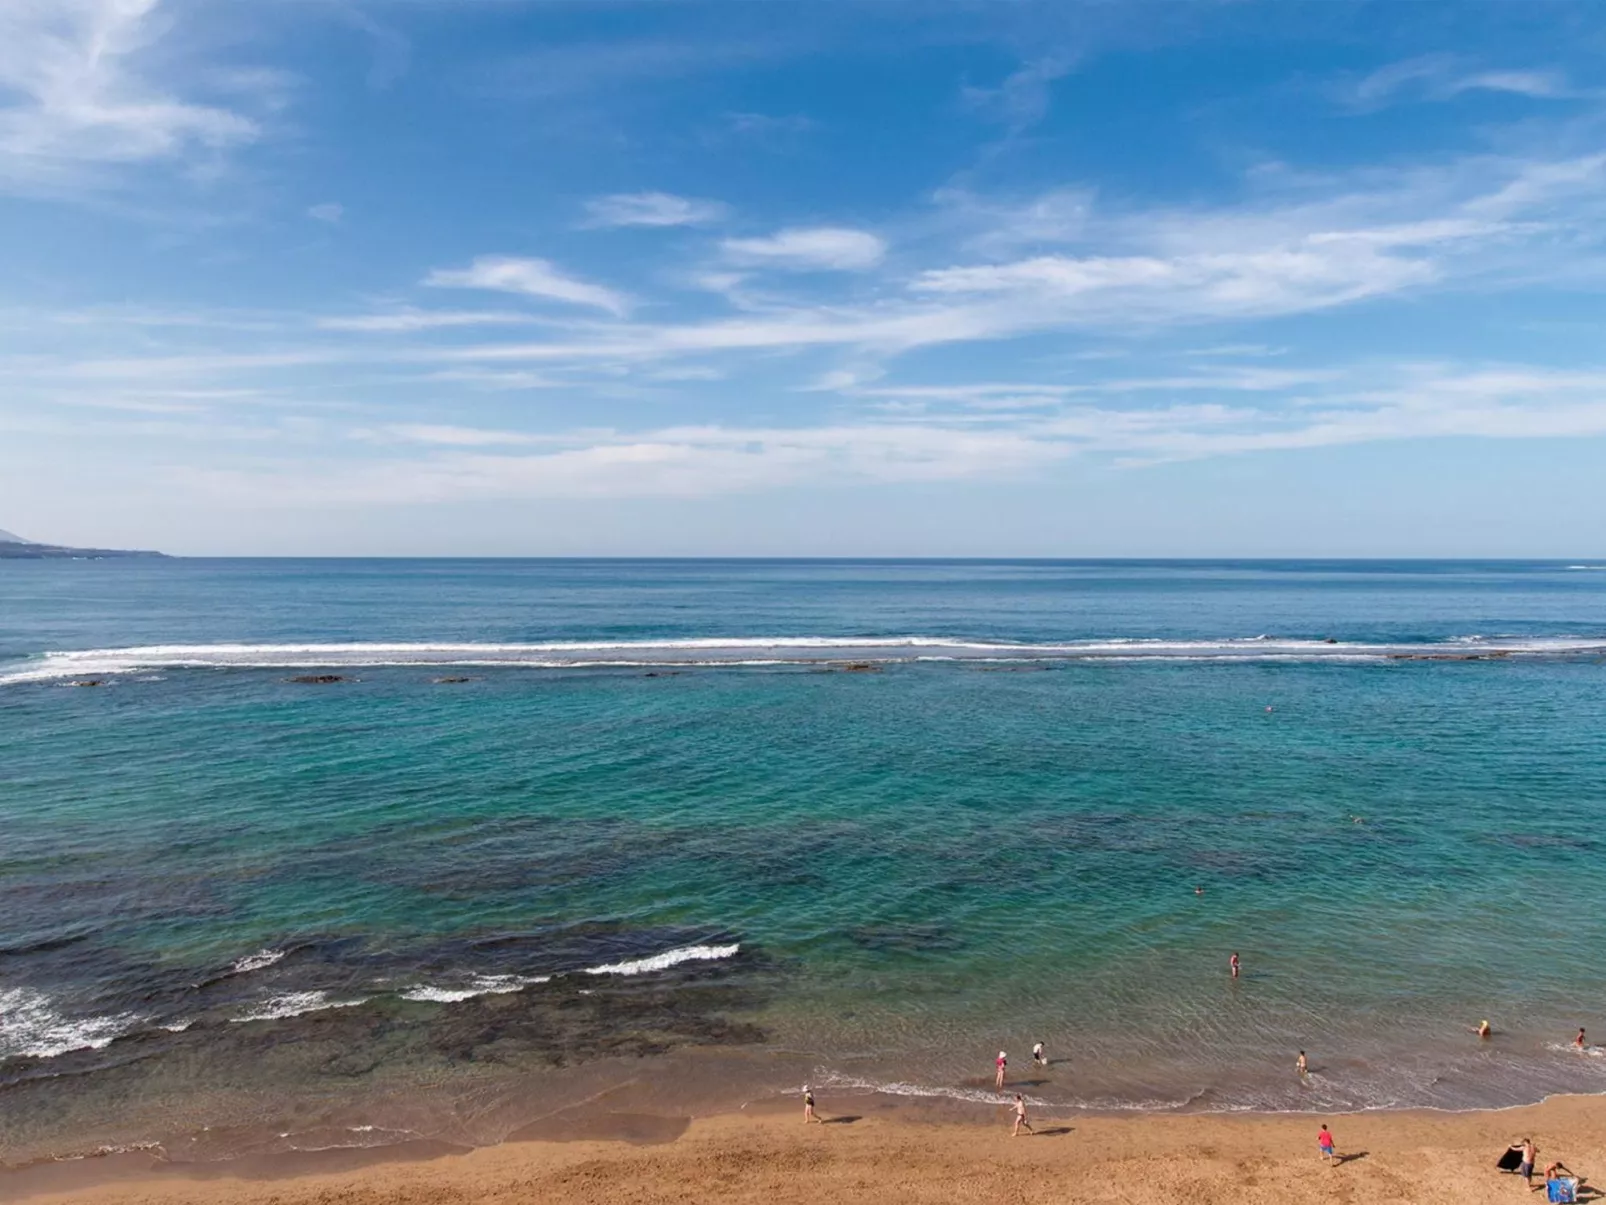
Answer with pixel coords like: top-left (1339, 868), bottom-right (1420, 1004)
top-left (721, 226), bottom-right (887, 270)
top-left (0, 0), bottom-right (259, 192)
top-left (129, 361), bottom-right (1606, 509)
top-left (424, 256), bottom-right (632, 316)
top-left (582, 191), bottom-right (729, 227)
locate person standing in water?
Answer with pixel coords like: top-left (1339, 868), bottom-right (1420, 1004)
top-left (1317, 1124), bottom-right (1337, 1164)
top-left (1032, 1041), bottom-right (1047, 1067)
top-left (1230, 952), bottom-right (1240, 979)
top-left (1011, 1093), bottom-right (1033, 1137)
top-left (1576, 1027), bottom-right (1588, 1049)
top-left (995, 1051), bottom-right (1008, 1090)
top-left (1296, 1051), bottom-right (1308, 1076)
top-left (803, 1086), bottom-right (821, 1124)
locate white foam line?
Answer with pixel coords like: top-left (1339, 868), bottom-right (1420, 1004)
top-left (582, 943), bottom-right (740, 977)
top-left (6, 636), bottom-right (1604, 684)
top-left (0, 987), bottom-right (140, 1060)
top-left (229, 991), bottom-right (368, 1023)
top-left (400, 974), bottom-right (551, 1003)
top-left (229, 948), bottom-right (287, 975)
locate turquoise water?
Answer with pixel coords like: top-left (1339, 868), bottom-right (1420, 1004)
top-left (2, 559), bottom-right (1605, 1162)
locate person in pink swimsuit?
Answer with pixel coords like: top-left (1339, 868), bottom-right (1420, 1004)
top-left (995, 1050), bottom-right (1007, 1090)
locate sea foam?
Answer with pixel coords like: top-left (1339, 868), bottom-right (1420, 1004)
top-left (582, 943), bottom-right (741, 977)
top-left (230, 992), bottom-right (368, 1023)
top-left (0, 987), bottom-right (139, 1060)
top-left (5, 635), bottom-right (1605, 684)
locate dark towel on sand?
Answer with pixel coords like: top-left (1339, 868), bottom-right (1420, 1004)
top-left (1497, 1147), bottom-right (1523, 1171)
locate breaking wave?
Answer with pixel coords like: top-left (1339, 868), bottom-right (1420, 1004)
top-left (229, 948), bottom-right (288, 976)
top-left (229, 991), bottom-right (369, 1023)
top-left (0, 987), bottom-right (140, 1060)
top-left (400, 974), bottom-right (551, 1003)
top-left (581, 942), bottom-right (741, 977)
top-left (5, 635), bottom-right (1606, 684)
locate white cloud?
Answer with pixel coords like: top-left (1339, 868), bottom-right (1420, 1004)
top-left (1347, 55), bottom-right (1576, 109)
top-left (960, 57), bottom-right (1072, 132)
top-left (424, 256), bottom-right (632, 316)
top-left (722, 226), bottom-right (887, 270)
top-left (308, 202), bottom-right (343, 223)
top-left (371, 424), bottom-right (550, 447)
top-left (582, 191), bottom-right (728, 227)
top-left (1448, 70), bottom-right (1572, 99)
top-left (318, 309), bottom-right (545, 333)
top-left (153, 360), bottom-right (1606, 508)
top-left (0, 0), bottom-right (259, 191)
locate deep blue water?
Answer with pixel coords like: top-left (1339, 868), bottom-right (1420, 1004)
top-left (2, 559), bottom-right (1605, 1162)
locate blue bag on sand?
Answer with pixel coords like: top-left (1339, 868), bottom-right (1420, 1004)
top-left (1547, 1177), bottom-right (1578, 1204)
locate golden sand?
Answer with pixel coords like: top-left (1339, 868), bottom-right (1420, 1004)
top-left (11, 1093), bottom-right (1602, 1204)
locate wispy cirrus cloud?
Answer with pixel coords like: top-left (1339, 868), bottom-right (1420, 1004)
top-left (721, 226), bottom-right (887, 270)
top-left (1344, 54), bottom-right (1579, 110)
top-left (961, 56), bottom-right (1073, 134)
top-left (424, 255), bottom-right (632, 316)
top-left (0, 0), bottom-right (261, 193)
top-left (155, 361), bottom-right (1606, 508)
top-left (317, 309), bottom-right (547, 333)
top-left (582, 191), bottom-right (729, 228)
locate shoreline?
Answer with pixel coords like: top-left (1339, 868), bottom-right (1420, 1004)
top-left (8, 1089), bottom-right (1603, 1204)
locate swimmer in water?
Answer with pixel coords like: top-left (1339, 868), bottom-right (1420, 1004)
top-left (1477, 1020), bottom-right (1491, 1039)
top-left (1230, 952), bottom-right (1240, 979)
top-left (1011, 1093), bottom-right (1033, 1137)
top-left (1576, 1027), bottom-right (1588, 1050)
top-left (995, 1050), bottom-right (1007, 1090)
top-left (1195, 885), bottom-right (1204, 896)
top-left (1296, 1050), bottom-right (1308, 1076)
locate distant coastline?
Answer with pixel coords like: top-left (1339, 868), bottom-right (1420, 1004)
top-left (0, 534), bottom-right (166, 560)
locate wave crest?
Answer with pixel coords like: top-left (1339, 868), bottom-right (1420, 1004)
top-left (5, 635), bottom-right (1605, 684)
top-left (0, 987), bottom-right (139, 1060)
top-left (582, 943), bottom-right (740, 977)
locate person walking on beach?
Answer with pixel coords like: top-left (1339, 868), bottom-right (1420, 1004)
top-left (1032, 1041), bottom-right (1047, 1067)
top-left (1518, 1138), bottom-right (1537, 1189)
top-left (1317, 1124), bottom-right (1337, 1164)
top-left (1296, 1051), bottom-right (1308, 1076)
top-left (1011, 1093), bottom-right (1033, 1137)
top-left (995, 1051), bottom-right (1008, 1090)
top-left (1230, 952), bottom-right (1240, 979)
top-left (803, 1086), bottom-right (821, 1124)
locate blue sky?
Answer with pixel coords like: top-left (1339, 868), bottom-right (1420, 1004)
top-left (3, 1), bottom-right (1605, 556)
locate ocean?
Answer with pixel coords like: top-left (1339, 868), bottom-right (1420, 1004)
top-left (2, 558), bottom-right (1605, 1167)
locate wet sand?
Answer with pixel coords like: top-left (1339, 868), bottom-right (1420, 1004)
top-left (11, 1092), bottom-right (1603, 1205)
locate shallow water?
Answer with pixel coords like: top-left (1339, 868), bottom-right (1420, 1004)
top-left (2, 559), bottom-right (1605, 1163)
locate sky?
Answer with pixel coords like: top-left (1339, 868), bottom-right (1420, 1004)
top-left (2, 0), bottom-right (1605, 556)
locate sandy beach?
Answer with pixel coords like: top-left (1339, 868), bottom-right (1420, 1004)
top-left (10, 1092), bottom-right (1602, 1205)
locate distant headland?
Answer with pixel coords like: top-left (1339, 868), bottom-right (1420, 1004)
top-left (0, 527), bottom-right (167, 559)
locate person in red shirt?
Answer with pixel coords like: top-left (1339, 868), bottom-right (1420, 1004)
top-left (1317, 1125), bottom-right (1337, 1164)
